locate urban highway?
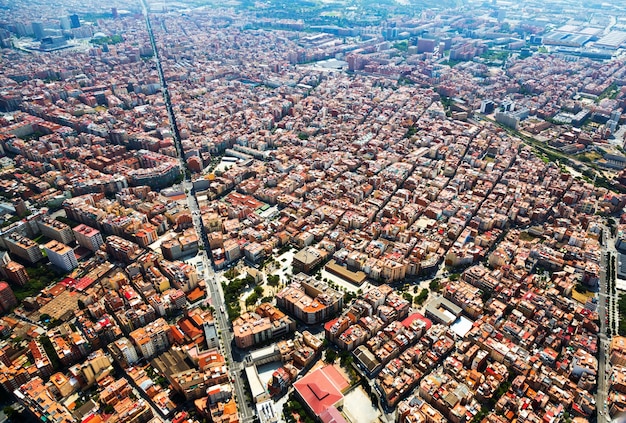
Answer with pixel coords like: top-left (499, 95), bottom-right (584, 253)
top-left (140, 1), bottom-right (255, 420)
top-left (597, 224), bottom-right (619, 423)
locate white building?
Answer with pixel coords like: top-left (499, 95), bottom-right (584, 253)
top-left (111, 337), bottom-right (139, 366)
top-left (44, 240), bottom-right (78, 272)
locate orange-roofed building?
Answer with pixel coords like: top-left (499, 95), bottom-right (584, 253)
top-left (171, 325), bottom-right (186, 345)
top-left (187, 287), bottom-right (206, 303)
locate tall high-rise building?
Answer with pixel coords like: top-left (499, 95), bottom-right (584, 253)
top-left (69, 14), bottom-right (80, 28)
top-left (14, 22), bottom-right (32, 37)
top-left (37, 216), bottom-right (75, 245)
top-left (44, 240), bottom-right (78, 272)
top-left (31, 21), bottom-right (45, 40)
top-left (480, 99), bottom-right (495, 114)
top-left (417, 38), bottom-right (436, 53)
top-left (73, 224), bottom-right (104, 252)
top-left (3, 261), bottom-right (29, 286)
top-left (59, 16), bottom-right (71, 30)
top-left (111, 8), bottom-right (118, 18)
top-left (0, 282), bottom-right (17, 313)
top-left (4, 232), bottom-right (43, 264)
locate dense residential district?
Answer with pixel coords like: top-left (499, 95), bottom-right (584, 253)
top-left (2, 0), bottom-right (626, 423)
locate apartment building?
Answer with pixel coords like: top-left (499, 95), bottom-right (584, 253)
top-left (73, 223), bottom-right (104, 252)
top-left (276, 273), bottom-right (343, 324)
top-left (37, 216), bottom-right (74, 245)
top-left (129, 318), bottom-right (172, 359)
top-left (44, 240), bottom-right (78, 272)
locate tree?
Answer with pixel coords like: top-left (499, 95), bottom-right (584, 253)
top-left (245, 293), bottom-right (259, 307)
top-left (325, 349), bottom-right (337, 364)
top-left (3, 406), bottom-right (16, 419)
top-left (429, 278), bottom-right (441, 292)
top-left (339, 350), bottom-right (352, 367)
top-left (267, 274), bottom-right (280, 287)
top-left (481, 290), bottom-right (492, 302)
top-left (48, 318), bottom-right (63, 329)
top-left (344, 291), bottom-right (356, 304)
top-left (415, 289), bottom-right (429, 305)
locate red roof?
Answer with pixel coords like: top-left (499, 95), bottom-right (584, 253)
top-left (293, 366), bottom-right (349, 416)
top-left (82, 414), bottom-right (98, 423)
top-left (60, 277), bottom-right (77, 287)
top-left (401, 313), bottom-right (432, 330)
top-left (324, 318), bottom-right (339, 333)
top-left (75, 276), bottom-right (95, 291)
